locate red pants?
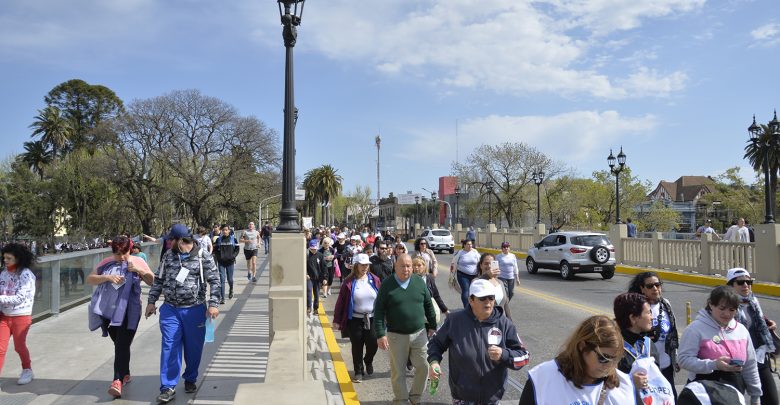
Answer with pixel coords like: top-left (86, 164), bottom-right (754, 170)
top-left (0, 314), bottom-right (32, 375)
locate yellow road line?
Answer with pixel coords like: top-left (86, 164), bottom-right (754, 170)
top-left (516, 286), bottom-right (610, 316)
top-left (317, 304), bottom-right (360, 405)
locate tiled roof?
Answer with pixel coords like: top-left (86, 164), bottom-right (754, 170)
top-left (649, 176), bottom-right (715, 202)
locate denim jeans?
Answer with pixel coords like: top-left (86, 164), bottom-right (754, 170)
top-left (457, 272), bottom-right (476, 308)
top-left (218, 263), bottom-right (234, 299)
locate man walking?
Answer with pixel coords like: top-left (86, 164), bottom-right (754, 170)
top-left (145, 224), bottom-right (220, 403)
top-left (260, 222), bottom-right (272, 255)
top-left (373, 254), bottom-right (436, 405)
top-left (240, 222), bottom-right (260, 282)
top-left (428, 279), bottom-right (530, 404)
top-left (369, 241), bottom-right (394, 280)
top-left (214, 224), bottom-right (240, 302)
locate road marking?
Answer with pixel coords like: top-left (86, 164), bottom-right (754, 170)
top-left (516, 286), bottom-right (610, 316)
top-left (318, 303), bottom-right (361, 405)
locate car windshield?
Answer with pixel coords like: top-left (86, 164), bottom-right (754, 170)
top-left (432, 230), bottom-right (450, 236)
top-left (571, 235), bottom-right (610, 247)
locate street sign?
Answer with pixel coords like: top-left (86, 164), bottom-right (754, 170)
top-left (397, 193), bottom-right (421, 205)
top-left (295, 189), bottom-right (306, 201)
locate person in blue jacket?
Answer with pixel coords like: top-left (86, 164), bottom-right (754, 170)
top-left (427, 279), bottom-right (530, 404)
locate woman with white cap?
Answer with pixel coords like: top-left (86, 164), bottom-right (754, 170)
top-left (333, 253), bottom-right (381, 383)
top-left (727, 267), bottom-right (778, 405)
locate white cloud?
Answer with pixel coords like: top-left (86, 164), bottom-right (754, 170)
top-left (399, 110), bottom-right (657, 163)
top-left (750, 23), bottom-right (780, 46)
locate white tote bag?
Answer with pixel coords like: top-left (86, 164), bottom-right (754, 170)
top-left (628, 336), bottom-right (675, 405)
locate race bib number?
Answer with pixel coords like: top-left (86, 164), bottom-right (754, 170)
top-left (175, 267), bottom-right (190, 283)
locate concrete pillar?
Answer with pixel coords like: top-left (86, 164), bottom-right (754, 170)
top-left (700, 233), bottom-right (712, 275)
top-left (455, 223), bottom-right (462, 231)
top-left (534, 223), bottom-right (546, 241)
top-left (652, 232), bottom-right (662, 269)
top-left (488, 223), bottom-right (497, 232)
top-left (268, 232), bottom-right (307, 380)
top-left (433, 223), bottom-right (439, 229)
top-left (754, 223), bottom-right (780, 282)
top-left (609, 223), bottom-right (627, 264)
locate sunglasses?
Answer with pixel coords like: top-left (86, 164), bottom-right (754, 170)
top-left (643, 282), bottom-right (663, 289)
top-left (475, 295), bottom-right (495, 302)
top-left (593, 346), bottom-right (618, 364)
top-left (734, 279), bottom-right (754, 286)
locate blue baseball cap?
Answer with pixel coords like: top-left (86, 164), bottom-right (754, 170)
top-left (169, 224), bottom-right (191, 239)
top-left (308, 239), bottom-right (319, 249)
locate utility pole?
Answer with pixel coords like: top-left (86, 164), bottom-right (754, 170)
top-left (375, 134), bottom-right (381, 207)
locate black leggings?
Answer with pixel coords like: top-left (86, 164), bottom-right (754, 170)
top-left (347, 316), bottom-right (377, 374)
top-left (104, 315), bottom-right (138, 381)
top-left (758, 360), bottom-right (779, 405)
top-left (660, 364), bottom-right (677, 399)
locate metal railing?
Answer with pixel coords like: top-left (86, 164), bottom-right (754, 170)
top-left (31, 242), bottom-right (162, 321)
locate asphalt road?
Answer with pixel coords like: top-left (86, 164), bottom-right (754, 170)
top-left (323, 246), bottom-right (780, 404)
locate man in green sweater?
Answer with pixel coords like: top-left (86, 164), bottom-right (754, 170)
top-left (374, 253), bottom-right (437, 405)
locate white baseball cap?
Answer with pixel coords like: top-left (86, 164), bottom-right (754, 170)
top-left (354, 253), bottom-right (371, 265)
top-left (350, 235), bottom-right (361, 241)
top-left (469, 279), bottom-right (496, 298)
top-left (726, 268), bottom-right (751, 283)
top-left (337, 233), bottom-right (346, 239)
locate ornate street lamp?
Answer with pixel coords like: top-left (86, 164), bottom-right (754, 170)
top-left (454, 185), bottom-right (461, 225)
top-left (415, 195), bottom-right (420, 226)
top-left (608, 147), bottom-right (627, 224)
top-left (486, 182), bottom-right (494, 225)
top-left (532, 171), bottom-right (545, 224)
top-left (276, 0), bottom-right (306, 231)
top-left (749, 112), bottom-right (780, 223)
top-left (431, 191), bottom-right (437, 226)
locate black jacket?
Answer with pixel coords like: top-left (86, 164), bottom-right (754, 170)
top-left (618, 329), bottom-right (660, 375)
top-left (425, 275), bottom-right (448, 313)
top-left (213, 234), bottom-right (240, 265)
top-left (369, 255), bottom-right (394, 280)
top-left (428, 306), bottom-right (528, 403)
top-left (307, 250), bottom-right (325, 282)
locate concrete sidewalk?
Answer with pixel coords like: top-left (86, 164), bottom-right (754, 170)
top-left (0, 253), bottom-right (272, 405)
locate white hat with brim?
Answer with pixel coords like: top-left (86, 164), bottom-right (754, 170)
top-left (354, 253), bottom-right (371, 265)
top-left (337, 233), bottom-right (346, 239)
top-left (469, 279), bottom-right (496, 298)
top-left (726, 268), bottom-right (751, 283)
top-left (350, 235), bottom-right (361, 241)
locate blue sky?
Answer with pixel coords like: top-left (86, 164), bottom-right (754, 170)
top-left (1, 0), bottom-right (779, 201)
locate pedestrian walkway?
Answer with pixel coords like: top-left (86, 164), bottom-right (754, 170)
top-left (0, 252), bottom-right (283, 405)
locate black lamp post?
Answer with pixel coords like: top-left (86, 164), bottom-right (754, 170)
top-left (454, 186), bottom-right (461, 225)
top-left (415, 195), bottom-right (420, 226)
top-left (486, 182), bottom-right (494, 225)
top-left (749, 112), bottom-right (780, 224)
top-left (276, 0), bottom-right (305, 231)
top-left (532, 170), bottom-right (545, 224)
top-left (431, 191), bottom-right (437, 226)
top-left (607, 147), bottom-right (627, 224)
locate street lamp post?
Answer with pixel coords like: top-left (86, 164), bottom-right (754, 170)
top-left (276, 0), bottom-right (305, 231)
top-left (486, 182), bottom-right (494, 225)
top-left (454, 186), bottom-right (461, 225)
top-left (415, 195), bottom-right (420, 228)
top-left (431, 191), bottom-right (437, 227)
top-left (748, 112), bottom-right (780, 223)
top-left (607, 147), bottom-right (627, 224)
top-left (532, 171), bottom-right (545, 224)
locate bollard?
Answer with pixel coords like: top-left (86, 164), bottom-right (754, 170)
top-left (686, 301), bottom-right (692, 325)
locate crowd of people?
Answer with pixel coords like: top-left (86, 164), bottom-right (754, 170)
top-left (307, 223), bottom-right (778, 405)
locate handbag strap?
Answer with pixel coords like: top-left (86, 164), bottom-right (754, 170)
top-left (597, 384), bottom-right (607, 405)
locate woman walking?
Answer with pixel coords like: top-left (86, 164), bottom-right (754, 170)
top-left (450, 239), bottom-right (480, 308)
top-left (87, 236), bottom-right (154, 398)
top-left (612, 292), bottom-right (660, 389)
top-left (627, 271), bottom-right (679, 397)
top-left (0, 243), bottom-right (37, 388)
top-left (320, 237), bottom-right (336, 297)
top-left (476, 252), bottom-right (512, 320)
top-left (333, 254), bottom-right (381, 383)
top-left (412, 257), bottom-right (448, 323)
top-left (411, 238), bottom-right (438, 277)
top-left (495, 242), bottom-right (519, 302)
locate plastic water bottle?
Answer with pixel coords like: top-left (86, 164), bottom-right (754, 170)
top-left (205, 318), bottom-right (215, 343)
top-left (428, 377), bottom-right (439, 395)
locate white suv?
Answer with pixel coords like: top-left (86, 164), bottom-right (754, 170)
top-left (420, 229), bottom-right (455, 254)
top-left (526, 232), bottom-right (616, 280)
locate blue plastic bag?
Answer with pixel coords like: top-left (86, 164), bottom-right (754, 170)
top-left (205, 318), bottom-right (215, 343)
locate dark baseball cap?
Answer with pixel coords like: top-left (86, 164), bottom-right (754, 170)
top-left (168, 224), bottom-right (191, 239)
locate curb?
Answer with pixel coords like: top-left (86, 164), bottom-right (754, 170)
top-left (469, 247), bottom-right (780, 297)
top-left (317, 303), bottom-right (361, 405)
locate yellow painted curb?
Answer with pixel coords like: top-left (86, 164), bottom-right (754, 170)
top-left (471, 247), bottom-right (780, 297)
top-left (317, 304), bottom-right (360, 405)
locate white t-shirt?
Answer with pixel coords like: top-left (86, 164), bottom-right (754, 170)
top-left (650, 302), bottom-right (672, 369)
top-left (243, 230), bottom-right (259, 250)
top-left (454, 249), bottom-right (481, 275)
top-left (528, 359), bottom-right (636, 405)
top-left (352, 277), bottom-right (377, 314)
top-left (495, 252), bottom-right (518, 279)
top-left (200, 235), bottom-right (212, 252)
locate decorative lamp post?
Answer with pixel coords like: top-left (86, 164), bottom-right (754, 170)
top-left (276, 0), bottom-right (306, 231)
top-left (415, 195), bottom-right (420, 227)
top-left (749, 112), bottom-right (779, 223)
top-left (431, 191), bottom-right (437, 227)
top-left (607, 147), bottom-right (627, 224)
top-left (486, 182), bottom-right (494, 225)
top-left (454, 185), bottom-right (461, 225)
top-left (532, 171), bottom-right (545, 224)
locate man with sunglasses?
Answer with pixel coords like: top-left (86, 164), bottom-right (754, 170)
top-left (369, 241), bottom-right (394, 281)
top-left (427, 279), bottom-right (529, 405)
top-left (145, 224), bottom-right (221, 403)
top-left (729, 267), bottom-right (778, 405)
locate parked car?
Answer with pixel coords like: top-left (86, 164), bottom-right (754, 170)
top-left (526, 232), bottom-right (616, 280)
top-left (420, 229), bottom-right (455, 254)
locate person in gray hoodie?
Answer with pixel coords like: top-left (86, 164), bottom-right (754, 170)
top-left (677, 285), bottom-right (761, 405)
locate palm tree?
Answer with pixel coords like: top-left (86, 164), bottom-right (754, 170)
top-left (744, 122), bottom-right (780, 215)
top-left (20, 140), bottom-right (53, 179)
top-left (29, 106), bottom-right (73, 158)
top-left (302, 165), bottom-right (343, 226)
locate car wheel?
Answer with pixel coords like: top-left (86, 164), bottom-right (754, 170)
top-left (601, 268), bottom-right (615, 280)
top-left (449, 248), bottom-right (454, 254)
top-left (526, 257), bottom-right (538, 274)
top-left (560, 261), bottom-right (575, 280)
top-left (590, 245), bottom-right (610, 264)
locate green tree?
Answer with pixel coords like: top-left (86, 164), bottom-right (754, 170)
top-left (743, 123), bottom-right (779, 215)
top-left (20, 141), bottom-right (53, 179)
top-left (29, 106), bottom-right (73, 158)
top-left (637, 201), bottom-right (681, 232)
top-left (697, 167), bottom-right (763, 229)
top-left (302, 165), bottom-right (343, 225)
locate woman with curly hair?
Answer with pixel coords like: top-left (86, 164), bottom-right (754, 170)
top-left (0, 243), bottom-right (37, 387)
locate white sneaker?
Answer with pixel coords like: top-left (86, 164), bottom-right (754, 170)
top-left (18, 368), bottom-right (33, 385)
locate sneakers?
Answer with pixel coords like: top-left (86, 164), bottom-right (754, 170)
top-left (365, 363), bottom-right (374, 376)
top-left (108, 379), bottom-right (122, 398)
top-left (352, 372), bottom-right (363, 383)
top-left (122, 374), bottom-right (132, 385)
top-left (185, 381), bottom-right (197, 393)
top-left (251, 276), bottom-right (257, 283)
top-left (247, 272), bottom-right (251, 280)
top-left (18, 368), bottom-right (33, 385)
top-left (220, 299), bottom-right (226, 304)
top-left (228, 289), bottom-right (234, 299)
top-left (157, 388), bottom-right (175, 403)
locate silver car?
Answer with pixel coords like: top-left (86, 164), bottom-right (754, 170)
top-left (526, 232), bottom-right (616, 280)
top-left (420, 229), bottom-right (455, 254)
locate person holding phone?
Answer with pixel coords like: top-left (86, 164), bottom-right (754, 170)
top-left (476, 253), bottom-right (512, 320)
top-left (678, 285), bottom-right (762, 405)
